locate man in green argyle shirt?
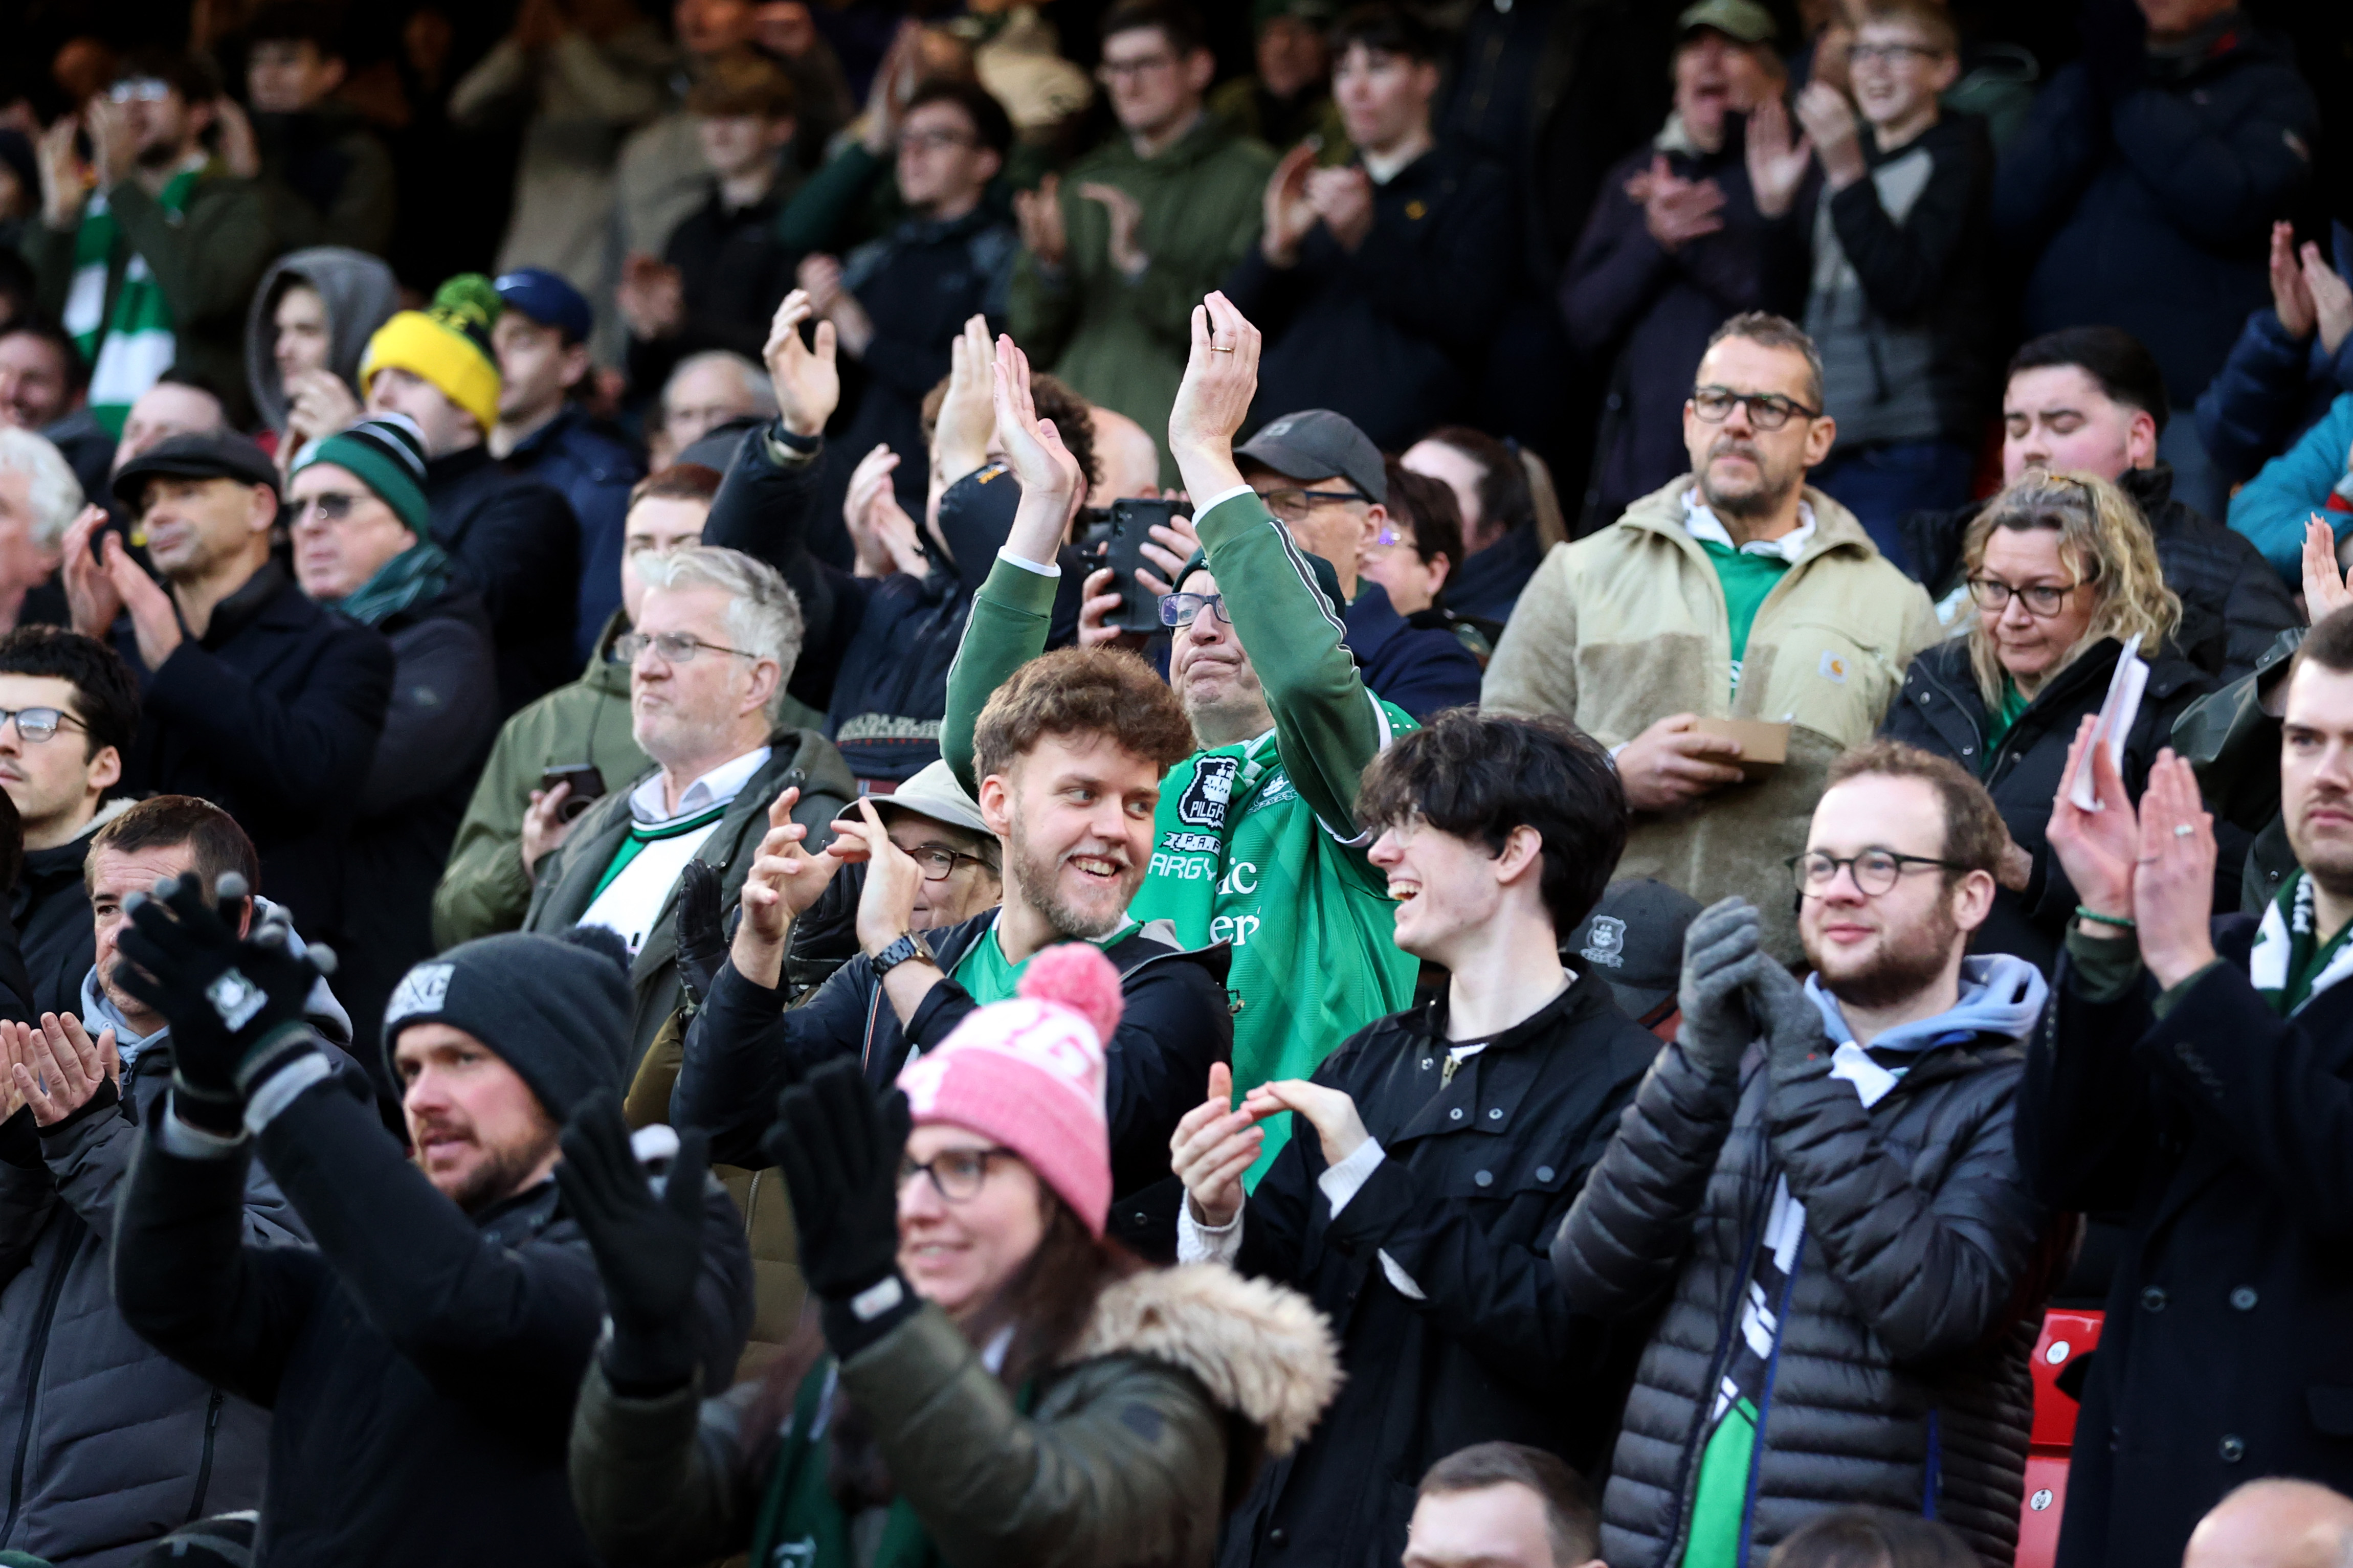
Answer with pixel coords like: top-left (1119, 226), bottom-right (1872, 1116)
top-left (946, 293), bottom-right (1418, 1178)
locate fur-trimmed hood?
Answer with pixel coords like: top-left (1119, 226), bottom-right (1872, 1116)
top-left (1064, 1264), bottom-right (1341, 1457)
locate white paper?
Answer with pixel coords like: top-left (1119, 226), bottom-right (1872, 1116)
top-left (2068, 633), bottom-right (2147, 812)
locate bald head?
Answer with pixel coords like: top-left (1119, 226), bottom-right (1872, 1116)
top-left (2186, 1481), bottom-right (2353, 1568)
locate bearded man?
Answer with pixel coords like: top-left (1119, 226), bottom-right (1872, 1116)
top-left (1483, 312), bottom-right (1939, 959)
top-left (1550, 737), bottom-right (2053, 1567)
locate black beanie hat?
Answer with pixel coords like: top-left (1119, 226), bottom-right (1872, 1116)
top-left (381, 927), bottom-right (632, 1122)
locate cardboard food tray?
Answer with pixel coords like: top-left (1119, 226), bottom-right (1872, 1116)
top-left (1692, 717), bottom-right (1789, 781)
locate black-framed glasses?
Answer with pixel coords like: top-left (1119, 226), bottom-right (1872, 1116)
top-left (911, 845), bottom-right (992, 882)
top-left (612, 631), bottom-right (755, 665)
top-left (0, 707), bottom-right (83, 745)
top-left (1788, 849), bottom-right (1965, 898)
top-left (290, 491), bottom-right (363, 524)
top-left (1257, 485), bottom-right (1372, 523)
top-left (1691, 386), bottom-right (1821, 431)
top-left (899, 1146), bottom-right (1016, 1202)
top-left (1160, 592), bottom-right (1234, 630)
top-left (1849, 41), bottom-right (1945, 66)
top-left (1965, 575), bottom-right (2079, 618)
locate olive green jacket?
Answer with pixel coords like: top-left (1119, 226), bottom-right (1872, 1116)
top-left (1483, 477), bottom-right (1941, 959)
top-left (569, 1264), bottom-right (1341, 1568)
top-left (431, 613), bottom-right (649, 950)
top-left (1007, 116), bottom-right (1275, 484)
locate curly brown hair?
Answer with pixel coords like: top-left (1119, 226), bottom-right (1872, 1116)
top-left (972, 646), bottom-right (1194, 784)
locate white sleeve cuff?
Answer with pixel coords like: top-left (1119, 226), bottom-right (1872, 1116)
top-left (1198, 483), bottom-right (1256, 517)
top-left (996, 547), bottom-right (1060, 578)
top-left (1316, 1135), bottom-right (1386, 1217)
top-left (158, 1101), bottom-right (249, 1159)
top-left (1176, 1198), bottom-right (1244, 1265)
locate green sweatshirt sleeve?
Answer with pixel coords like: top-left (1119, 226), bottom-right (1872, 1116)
top-left (942, 556), bottom-right (1063, 797)
top-left (1196, 490), bottom-right (1387, 836)
top-left (774, 142), bottom-right (889, 255)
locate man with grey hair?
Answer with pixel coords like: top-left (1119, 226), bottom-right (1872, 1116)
top-left (520, 543), bottom-right (853, 1067)
top-left (0, 426), bottom-right (83, 631)
top-left (2184, 1481), bottom-right (2353, 1568)
top-left (1484, 310), bottom-right (1939, 959)
top-left (658, 349), bottom-right (778, 467)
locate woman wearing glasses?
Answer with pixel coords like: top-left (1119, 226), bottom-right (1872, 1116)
top-left (1878, 469), bottom-right (2223, 972)
top-left (568, 945), bottom-right (1339, 1568)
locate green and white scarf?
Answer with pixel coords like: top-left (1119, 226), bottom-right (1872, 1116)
top-left (324, 539), bottom-right (453, 629)
top-left (2248, 870), bottom-right (2353, 1016)
top-left (61, 168), bottom-right (199, 437)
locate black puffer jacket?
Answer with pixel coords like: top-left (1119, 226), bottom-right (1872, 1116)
top-left (1880, 636), bottom-right (2218, 974)
top-left (1553, 1024), bottom-right (2048, 1568)
top-left (1896, 463), bottom-right (2297, 682)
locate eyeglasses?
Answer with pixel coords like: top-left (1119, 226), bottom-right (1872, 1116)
top-left (1370, 523), bottom-right (1408, 548)
top-left (899, 1146), bottom-right (1016, 1202)
top-left (1849, 42), bottom-right (1945, 66)
top-left (1690, 386), bottom-right (1821, 431)
top-left (1965, 575), bottom-right (2081, 618)
top-left (1257, 485), bottom-right (1371, 523)
top-left (897, 127), bottom-right (974, 154)
top-left (910, 845), bottom-right (992, 882)
top-left (1788, 849), bottom-right (1965, 898)
top-left (612, 631), bottom-right (756, 665)
top-left (1097, 53), bottom-right (1179, 81)
top-left (0, 707), bottom-right (83, 745)
top-left (1159, 592), bottom-right (1234, 630)
top-left (291, 491), bottom-right (364, 524)
top-left (106, 78), bottom-right (171, 104)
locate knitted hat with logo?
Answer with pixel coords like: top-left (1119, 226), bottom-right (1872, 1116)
top-left (896, 943), bottom-right (1120, 1236)
top-left (380, 926), bottom-right (632, 1123)
top-left (358, 273), bottom-right (503, 434)
top-left (291, 412), bottom-right (431, 535)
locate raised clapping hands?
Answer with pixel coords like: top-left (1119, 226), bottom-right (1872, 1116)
top-left (988, 329), bottom-right (1086, 567)
top-left (1165, 293), bottom-right (1261, 502)
top-left (2302, 516), bottom-right (2353, 624)
top-left (763, 290), bottom-right (840, 440)
top-left (730, 786), bottom-right (841, 989)
top-left (2046, 718), bottom-right (2219, 987)
top-left (2, 1012), bottom-right (120, 1126)
top-left (1170, 1062), bottom-right (1370, 1228)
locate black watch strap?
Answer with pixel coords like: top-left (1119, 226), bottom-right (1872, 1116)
top-left (870, 931), bottom-right (936, 976)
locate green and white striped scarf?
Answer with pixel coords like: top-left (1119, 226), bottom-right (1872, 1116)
top-left (61, 168), bottom-right (199, 437)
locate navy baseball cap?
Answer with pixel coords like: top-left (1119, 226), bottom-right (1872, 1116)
top-left (493, 267), bottom-right (592, 345)
top-left (1236, 409), bottom-right (1386, 503)
top-left (1566, 878), bottom-right (1704, 1022)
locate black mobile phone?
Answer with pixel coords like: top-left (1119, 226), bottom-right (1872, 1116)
top-left (1101, 497), bottom-right (1186, 635)
top-left (540, 763), bottom-right (607, 822)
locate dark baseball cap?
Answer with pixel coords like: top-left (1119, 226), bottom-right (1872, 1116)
top-left (494, 266), bottom-right (592, 345)
top-left (1565, 878), bottom-right (1704, 1021)
top-left (1235, 409), bottom-right (1387, 504)
top-left (111, 431), bottom-right (280, 509)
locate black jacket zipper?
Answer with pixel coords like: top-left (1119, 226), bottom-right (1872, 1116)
top-left (2, 1210), bottom-right (78, 1542)
top-left (185, 1388), bottom-right (225, 1522)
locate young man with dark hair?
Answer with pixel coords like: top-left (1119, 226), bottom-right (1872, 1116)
top-left (1555, 736), bottom-right (2049, 1566)
top-left (1008, 0), bottom-right (1276, 483)
top-left (1408, 1442), bottom-right (1606, 1568)
top-left (673, 641), bottom-right (1231, 1255)
top-left (1227, 2), bottom-right (1515, 447)
top-left (241, 0), bottom-right (398, 255)
top-left (1488, 311), bottom-right (1938, 960)
top-left (795, 77), bottom-right (1019, 550)
top-left (25, 51), bottom-right (273, 431)
top-left (1901, 324), bottom-right (2295, 681)
top-left (2032, 607), bottom-right (2353, 1567)
top-left (0, 625), bottom-right (139, 1015)
top-left (1173, 707), bottom-right (1654, 1567)
top-left (109, 894), bottom-right (752, 1568)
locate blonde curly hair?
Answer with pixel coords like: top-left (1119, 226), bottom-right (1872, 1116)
top-left (1962, 469), bottom-right (2180, 711)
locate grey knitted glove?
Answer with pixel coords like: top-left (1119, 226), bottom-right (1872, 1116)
top-left (1676, 897), bottom-right (1767, 1077)
top-left (1746, 950), bottom-right (1832, 1081)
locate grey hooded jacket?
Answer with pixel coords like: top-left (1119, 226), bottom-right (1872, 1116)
top-left (243, 248), bottom-right (402, 433)
top-left (0, 956), bottom-right (343, 1566)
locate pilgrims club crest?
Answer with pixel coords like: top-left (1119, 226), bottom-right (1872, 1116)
top-left (1177, 755), bottom-right (1241, 829)
top-left (1581, 915), bottom-right (1628, 969)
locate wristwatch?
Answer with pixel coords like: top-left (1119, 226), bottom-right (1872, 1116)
top-left (870, 930), bottom-right (937, 976)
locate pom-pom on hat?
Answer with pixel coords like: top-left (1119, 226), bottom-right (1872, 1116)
top-left (897, 943), bottom-right (1122, 1236)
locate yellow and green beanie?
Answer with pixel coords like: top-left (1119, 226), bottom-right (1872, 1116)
top-left (358, 273), bottom-right (503, 434)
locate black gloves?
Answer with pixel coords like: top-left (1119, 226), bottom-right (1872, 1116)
top-left (1676, 897), bottom-right (1769, 1079)
top-left (675, 859), bottom-right (726, 1010)
top-left (116, 873), bottom-right (323, 1134)
top-left (1747, 950), bottom-right (1834, 1084)
top-left (764, 1058), bottom-right (916, 1358)
top-left (556, 1092), bottom-right (713, 1393)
